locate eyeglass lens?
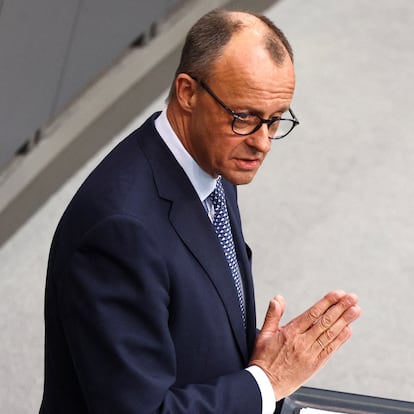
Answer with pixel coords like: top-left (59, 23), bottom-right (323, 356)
top-left (232, 112), bottom-right (295, 139)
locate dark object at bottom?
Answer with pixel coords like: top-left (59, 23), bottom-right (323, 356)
top-left (278, 386), bottom-right (414, 414)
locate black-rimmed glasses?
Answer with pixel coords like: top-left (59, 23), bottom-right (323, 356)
top-left (193, 77), bottom-right (299, 140)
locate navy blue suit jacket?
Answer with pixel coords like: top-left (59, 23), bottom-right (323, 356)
top-left (40, 113), bottom-right (263, 413)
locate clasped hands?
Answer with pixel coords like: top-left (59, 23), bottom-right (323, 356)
top-left (249, 290), bottom-right (362, 401)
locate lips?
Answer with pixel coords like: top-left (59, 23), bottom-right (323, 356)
top-left (234, 158), bottom-right (262, 170)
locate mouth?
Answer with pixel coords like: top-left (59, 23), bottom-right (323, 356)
top-left (234, 157), bottom-right (262, 171)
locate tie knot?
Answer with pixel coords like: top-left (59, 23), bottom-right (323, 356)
top-left (210, 177), bottom-right (225, 212)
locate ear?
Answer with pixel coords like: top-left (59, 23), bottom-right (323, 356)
top-left (175, 74), bottom-right (197, 113)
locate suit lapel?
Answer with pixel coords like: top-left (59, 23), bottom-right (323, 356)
top-left (224, 182), bottom-right (257, 355)
top-left (136, 115), bottom-right (249, 361)
top-left (169, 198), bottom-right (249, 360)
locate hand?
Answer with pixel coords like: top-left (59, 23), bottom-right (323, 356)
top-left (249, 290), bottom-right (362, 401)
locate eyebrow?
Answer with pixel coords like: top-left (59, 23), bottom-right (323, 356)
top-left (237, 107), bottom-right (287, 119)
top-left (231, 99), bottom-right (289, 118)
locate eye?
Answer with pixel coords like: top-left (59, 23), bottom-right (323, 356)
top-left (234, 113), bottom-right (258, 124)
top-left (232, 113), bottom-right (261, 135)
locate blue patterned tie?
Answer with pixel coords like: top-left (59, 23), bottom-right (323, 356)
top-left (210, 177), bottom-right (246, 327)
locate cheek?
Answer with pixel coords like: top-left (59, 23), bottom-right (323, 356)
top-left (189, 112), bottom-right (241, 172)
top-left (212, 141), bottom-right (242, 171)
top-left (199, 140), bottom-right (235, 177)
top-left (187, 130), bottom-right (223, 176)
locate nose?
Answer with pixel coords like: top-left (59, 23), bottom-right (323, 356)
top-left (244, 124), bottom-right (272, 154)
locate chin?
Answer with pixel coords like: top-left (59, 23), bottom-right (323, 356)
top-left (237, 178), bottom-right (255, 186)
top-left (224, 171), bottom-right (257, 186)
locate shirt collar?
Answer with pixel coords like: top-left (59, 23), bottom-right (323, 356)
top-left (155, 109), bottom-right (216, 201)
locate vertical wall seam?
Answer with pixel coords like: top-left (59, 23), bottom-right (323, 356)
top-left (48, 0), bottom-right (84, 121)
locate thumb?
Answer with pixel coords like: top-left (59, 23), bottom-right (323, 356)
top-left (260, 295), bottom-right (285, 335)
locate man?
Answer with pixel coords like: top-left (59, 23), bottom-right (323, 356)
top-left (40, 8), bottom-right (361, 414)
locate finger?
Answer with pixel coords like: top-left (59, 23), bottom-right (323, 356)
top-left (315, 324), bottom-right (354, 357)
top-left (287, 290), bottom-right (347, 333)
top-left (313, 305), bottom-right (361, 352)
top-left (311, 294), bottom-right (359, 340)
top-left (260, 295), bottom-right (285, 335)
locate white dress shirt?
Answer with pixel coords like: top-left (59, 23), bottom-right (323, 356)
top-left (154, 109), bottom-right (276, 414)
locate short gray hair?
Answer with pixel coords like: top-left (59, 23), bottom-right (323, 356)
top-left (167, 9), bottom-right (293, 101)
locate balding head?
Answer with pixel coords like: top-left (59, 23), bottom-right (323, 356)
top-left (227, 11), bottom-right (293, 64)
top-left (168, 9), bottom-right (293, 101)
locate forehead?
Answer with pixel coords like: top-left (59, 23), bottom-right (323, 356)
top-left (211, 31), bottom-right (295, 109)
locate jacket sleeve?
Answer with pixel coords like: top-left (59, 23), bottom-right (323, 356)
top-left (59, 214), bottom-right (262, 414)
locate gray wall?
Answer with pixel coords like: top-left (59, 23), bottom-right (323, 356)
top-left (0, 0), bottom-right (181, 169)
